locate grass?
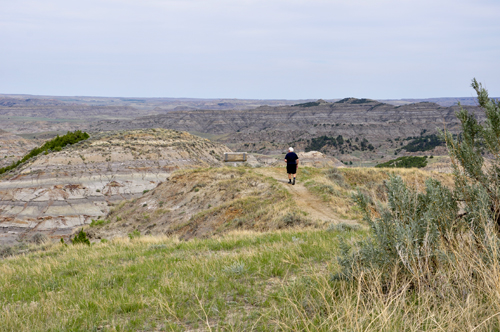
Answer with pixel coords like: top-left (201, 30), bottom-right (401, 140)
top-left (298, 166), bottom-right (453, 219)
top-left (2, 227), bottom-right (500, 331)
top-left (0, 229), bottom-right (361, 331)
top-left (98, 167), bottom-right (316, 240)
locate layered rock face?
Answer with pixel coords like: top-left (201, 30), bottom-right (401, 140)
top-left (92, 100), bottom-right (485, 155)
top-left (0, 129), bottom-right (230, 245)
top-left (297, 151), bottom-right (345, 168)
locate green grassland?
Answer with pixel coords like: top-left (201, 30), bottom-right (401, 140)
top-left (1, 229), bottom-right (363, 331)
top-left (3, 225), bottom-right (499, 331)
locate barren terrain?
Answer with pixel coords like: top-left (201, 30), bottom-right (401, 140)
top-left (0, 129), bottom-right (230, 245)
top-left (92, 99), bottom-right (485, 163)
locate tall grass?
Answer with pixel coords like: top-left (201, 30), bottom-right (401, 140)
top-left (3, 227), bottom-right (500, 331)
top-left (274, 234), bottom-right (500, 331)
top-left (0, 229), bottom-right (360, 331)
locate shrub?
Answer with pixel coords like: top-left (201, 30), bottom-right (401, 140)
top-left (30, 232), bottom-right (49, 244)
top-left (325, 168), bottom-right (348, 188)
top-left (327, 222), bottom-right (360, 232)
top-left (72, 229), bottom-right (90, 246)
top-left (402, 134), bottom-right (445, 152)
top-left (89, 219), bottom-right (110, 227)
top-left (280, 212), bottom-right (309, 227)
top-left (337, 79), bottom-right (500, 286)
top-left (0, 130), bottom-right (90, 175)
top-left (305, 136), bottom-right (337, 152)
top-left (336, 176), bottom-right (457, 280)
top-left (0, 246), bottom-right (13, 258)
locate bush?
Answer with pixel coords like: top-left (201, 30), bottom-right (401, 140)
top-left (325, 168), bottom-right (348, 188)
top-left (89, 219), bottom-right (110, 227)
top-left (72, 229), bottom-right (90, 246)
top-left (128, 230), bottom-right (141, 240)
top-left (0, 246), bottom-right (13, 258)
top-left (338, 79), bottom-right (500, 287)
top-left (30, 232), bottom-right (49, 244)
top-left (280, 212), bottom-right (309, 227)
top-left (305, 135), bottom-right (337, 152)
top-left (336, 176), bottom-right (457, 280)
top-left (327, 222), bottom-right (360, 232)
top-left (402, 134), bottom-right (445, 152)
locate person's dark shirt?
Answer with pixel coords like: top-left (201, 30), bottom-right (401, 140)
top-left (285, 152), bottom-right (299, 164)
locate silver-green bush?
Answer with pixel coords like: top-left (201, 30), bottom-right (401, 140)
top-left (337, 79), bottom-right (500, 284)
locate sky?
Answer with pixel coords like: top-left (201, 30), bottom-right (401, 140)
top-left (1, 0), bottom-right (499, 99)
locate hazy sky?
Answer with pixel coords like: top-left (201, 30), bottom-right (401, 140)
top-left (1, 0), bottom-right (499, 99)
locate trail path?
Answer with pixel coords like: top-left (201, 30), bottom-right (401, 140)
top-left (254, 167), bottom-right (358, 225)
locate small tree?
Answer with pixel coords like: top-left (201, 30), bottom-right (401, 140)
top-left (72, 229), bottom-right (90, 246)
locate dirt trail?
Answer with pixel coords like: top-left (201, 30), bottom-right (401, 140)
top-left (254, 168), bottom-right (358, 225)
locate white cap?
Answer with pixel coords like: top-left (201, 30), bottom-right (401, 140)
top-left (289, 147), bottom-right (294, 152)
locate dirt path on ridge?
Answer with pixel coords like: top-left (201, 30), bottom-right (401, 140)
top-left (254, 167), bottom-right (358, 225)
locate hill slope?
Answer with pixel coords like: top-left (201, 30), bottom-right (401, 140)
top-left (0, 129), bottom-right (230, 245)
top-left (86, 167), bottom-right (319, 241)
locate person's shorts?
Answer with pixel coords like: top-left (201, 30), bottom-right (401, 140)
top-left (287, 164), bottom-right (297, 174)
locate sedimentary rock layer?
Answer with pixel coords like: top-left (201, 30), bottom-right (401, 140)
top-left (0, 129), bottom-right (230, 244)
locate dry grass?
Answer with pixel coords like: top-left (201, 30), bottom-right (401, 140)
top-left (2, 228), bottom-right (500, 331)
top-left (298, 167), bottom-right (454, 219)
top-left (88, 167), bottom-right (318, 241)
top-left (273, 235), bottom-right (500, 331)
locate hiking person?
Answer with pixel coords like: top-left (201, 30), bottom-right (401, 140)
top-left (284, 147), bottom-right (299, 185)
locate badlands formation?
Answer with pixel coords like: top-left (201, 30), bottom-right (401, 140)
top-left (92, 99), bottom-right (485, 156)
top-left (0, 129), bottom-right (230, 245)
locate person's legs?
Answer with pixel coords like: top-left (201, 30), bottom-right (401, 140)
top-left (292, 166), bottom-right (297, 185)
top-left (287, 164), bottom-right (293, 183)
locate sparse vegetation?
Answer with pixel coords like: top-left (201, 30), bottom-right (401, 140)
top-left (89, 219), bottom-right (111, 227)
top-left (402, 133), bottom-right (445, 152)
top-left (128, 230), bottom-right (141, 240)
top-left (376, 155), bottom-right (428, 168)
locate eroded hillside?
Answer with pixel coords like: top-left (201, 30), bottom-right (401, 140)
top-left (0, 130), bottom-right (38, 168)
top-left (92, 99), bottom-right (485, 162)
top-left (87, 165), bottom-right (453, 242)
top-left (87, 167), bottom-right (318, 241)
top-left (0, 129), bottom-right (230, 245)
